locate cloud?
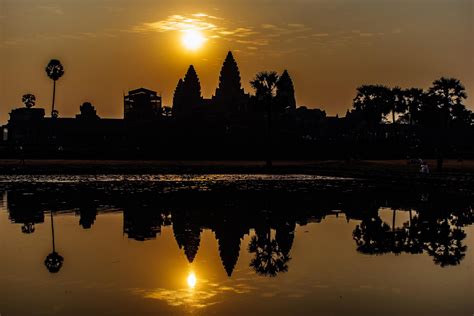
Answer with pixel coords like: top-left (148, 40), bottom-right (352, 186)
top-left (288, 23), bottom-right (305, 28)
top-left (132, 14), bottom-right (220, 33)
top-left (130, 14), bottom-right (325, 55)
top-left (37, 5), bottom-right (64, 15)
top-left (131, 13), bottom-right (266, 50)
top-left (261, 24), bottom-right (278, 30)
top-left (312, 33), bottom-right (330, 37)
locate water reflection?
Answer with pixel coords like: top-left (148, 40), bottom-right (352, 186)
top-left (352, 205), bottom-right (473, 266)
top-left (2, 185), bottom-right (473, 277)
top-left (187, 272), bottom-right (197, 289)
top-left (44, 211), bottom-right (64, 273)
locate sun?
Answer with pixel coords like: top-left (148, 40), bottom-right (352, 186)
top-left (181, 29), bottom-right (206, 51)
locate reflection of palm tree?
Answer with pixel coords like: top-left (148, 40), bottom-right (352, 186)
top-left (45, 59), bottom-right (64, 117)
top-left (21, 223), bottom-right (35, 234)
top-left (248, 228), bottom-right (290, 277)
top-left (44, 211), bottom-right (64, 273)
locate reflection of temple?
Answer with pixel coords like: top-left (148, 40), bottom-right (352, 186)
top-left (3, 189), bottom-right (473, 275)
top-left (123, 207), bottom-right (162, 241)
top-left (172, 210), bottom-right (202, 263)
top-left (213, 215), bottom-right (249, 276)
top-left (7, 192), bottom-right (45, 233)
top-left (75, 201), bottom-right (98, 229)
top-left (275, 220), bottom-right (296, 258)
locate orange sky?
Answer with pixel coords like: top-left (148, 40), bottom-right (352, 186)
top-left (1, 0), bottom-right (473, 124)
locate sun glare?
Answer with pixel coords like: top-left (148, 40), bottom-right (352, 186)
top-left (187, 272), bottom-right (197, 289)
top-left (181, 29), bottom-right (206, 51)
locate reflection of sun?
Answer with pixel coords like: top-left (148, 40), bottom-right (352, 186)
top-left (181, 29), bottom-right (206, 51)
top-left (187, 272), bottom-right (197, 289)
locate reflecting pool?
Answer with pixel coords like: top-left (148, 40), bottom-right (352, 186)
top-left (0, 175), bottom-right (472, 316)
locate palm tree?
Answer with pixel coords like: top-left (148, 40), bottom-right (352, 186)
top-left (352, 84), bottom-right (391, 128)
top-left (403, 88), bottom-right (424, 125)
top-left (427, 77), bottom-right (468, 128)
top-left (250, 71), bottom-right (279, 167)
top-left (44, 210), bottom-right (64, 273)
top-left (390, 87), bottom-right (407, 124)
top-left (45, 59), bottom-right (64, 118)
top-left (22, 94), bottom-right (36, 108)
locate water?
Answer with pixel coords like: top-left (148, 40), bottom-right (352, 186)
top-left (0, 175), bottom-right (472, 316)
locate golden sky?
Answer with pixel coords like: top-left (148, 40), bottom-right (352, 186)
top-left (0, 0), bottom-right (473, 123)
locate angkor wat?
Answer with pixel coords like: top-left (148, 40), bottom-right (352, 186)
top-left (1, 52), bottom-right (473, 160)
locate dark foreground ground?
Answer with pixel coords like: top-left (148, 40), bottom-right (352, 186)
top-left (0, 159), bottom-right (473, 194)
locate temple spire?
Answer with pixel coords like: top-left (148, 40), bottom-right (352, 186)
top-left (214, 51), bottom-right (247, 113)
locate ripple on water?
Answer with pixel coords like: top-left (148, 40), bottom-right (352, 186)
top-left (0, 174), bottom-right (353, 184)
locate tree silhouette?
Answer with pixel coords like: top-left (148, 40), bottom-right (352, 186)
top-left (353, 216), bottom-right (392, 255)
top-left (22, 94), bottom-right (36, 108)
top-left (44, 211), bottom-right (64, 273)
top-left (352, 85), bottom-right (392, 127)
top-left (413, 214), bottom-right (468, 267)
top-left (426, 77), bottom-right (469, 128)
top-left (390, 86), bottom-right (407, 124)
top-left (402, 88), bottom-right (424, 125)
top-left (276, 70), bottom-right (297, 116)
top-left (250, 71), bottom-right (279, 167)
top-left (45, 59), bottom-right (64, 118)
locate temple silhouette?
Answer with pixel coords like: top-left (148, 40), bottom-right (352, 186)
top-left (2, 51), bottom-right (472, 159)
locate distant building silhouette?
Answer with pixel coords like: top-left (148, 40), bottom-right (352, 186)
top-left (7, 107), bottom-right (46, 144)
top-left (76, 102), bottom-right (99, 120)
top-left (124, 88), bottom-right (162, 121)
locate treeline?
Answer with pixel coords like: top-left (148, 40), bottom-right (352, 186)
top-left (346, 77), bottom-right (473, 128)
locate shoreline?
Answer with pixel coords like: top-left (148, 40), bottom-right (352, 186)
top-left (0, 159), bottom-right (473, 193)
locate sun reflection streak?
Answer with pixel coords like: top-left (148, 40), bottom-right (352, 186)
top-left (187, 272), bottom-right (197, 289)
top-left (134, 276), bottom-right (256, 309)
